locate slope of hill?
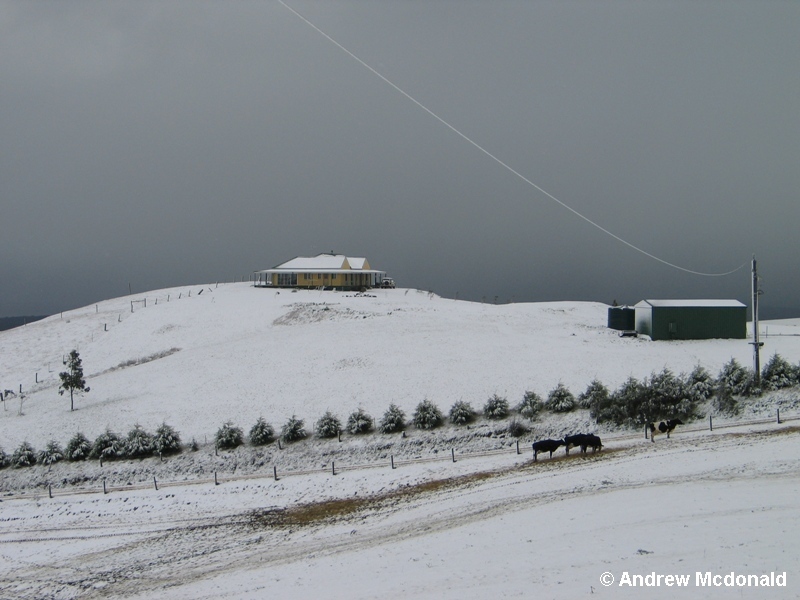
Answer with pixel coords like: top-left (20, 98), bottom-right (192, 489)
top-left (1, 283), bottom-right (799, 450)
top-left (2, 284), bottom-right (800, 599)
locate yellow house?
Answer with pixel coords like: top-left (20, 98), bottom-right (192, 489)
top-left (254, 254), bottom-right (388, 290)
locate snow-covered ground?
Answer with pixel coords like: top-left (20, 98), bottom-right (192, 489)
top-left (1, 284), bottom-right (799, 598)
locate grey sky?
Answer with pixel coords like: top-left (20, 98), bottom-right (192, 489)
top-left (2, 1), bottom-right (798, 317)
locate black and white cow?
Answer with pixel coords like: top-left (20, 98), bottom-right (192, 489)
top-left (647, 418), bottom-right (683, 442)
top-left (532, 439), bottom-right (565, 462)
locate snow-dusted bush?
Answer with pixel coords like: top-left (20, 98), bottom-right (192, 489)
top-left (483, 394), bottom-right (509, 419)
top-left (715, 384), bottom-right (739, 415)
top-left (38, 440), bottom-right (64, 466)
top-left (761, 354), bottom-right (798, 391)
top-left (507, 418), bottom-right (530, 437)
top-left (90, 428), bottom-right (125, 460)
top-left (413, 399), bottom-right (443, 430)
top-left (281, 415), bottom-right (307, 442)
top-left (516, 391), bottom-right (542, 420)
top-left (315, 411), bottom-right (342, 439)
top-left (215, 421), bottom-right (244, 450)
top-left (153, 422), bottom-right (182, 455)
top-left (11, 442), bottom-right (37, 468)
top-left (596, 377), bottom-right (645, 425)
top-left (125, 424), bottom-right (154, 458)
top-left (684, 365), bottom-right (714, 402)
top-left (378, 404), bottom-right (406, 434)
top-left (579, 379), bottom-right (610, 414)
top-left (449, 400), bottom-right (475, 425)
top-left (545, 383), bottom-right (575, 413)
top-left (65, 432), bottom-right (92, 461)
top-left (717, 358), bottom-right (759, 398)
top-left (190, 438), bottom-right (199, 452)
top-left (249, 417), bottom-right (275, 446)
top-left (346, 408), bottom-right (374, 435)
top-left (0, 446), bottom-right (8, 469)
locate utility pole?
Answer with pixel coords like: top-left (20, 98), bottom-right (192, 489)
top-left (751, 255), bottom-right (763, 385)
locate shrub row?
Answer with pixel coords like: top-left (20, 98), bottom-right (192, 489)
top-left (3, 355), bottom-right (797, 469)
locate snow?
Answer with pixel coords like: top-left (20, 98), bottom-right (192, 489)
top-left (0, 284), bottom-right (799, 598)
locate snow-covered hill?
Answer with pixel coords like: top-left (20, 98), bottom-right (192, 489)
top-left (2, 283), bottom-right (799, 449)
top-left (2, 284), bottom-right (800, 599)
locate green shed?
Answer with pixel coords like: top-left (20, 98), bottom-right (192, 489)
top-left (634, 300), bottom-right (747, 341)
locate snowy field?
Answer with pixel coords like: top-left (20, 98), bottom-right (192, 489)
top-left (1, 284), bottom-right (799, 598)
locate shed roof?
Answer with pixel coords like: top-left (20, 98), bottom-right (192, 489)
top-left (635, 299), bottom-right (746, 308)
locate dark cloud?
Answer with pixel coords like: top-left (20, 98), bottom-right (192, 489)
top-left (2, 1), bottom-right (798, 317)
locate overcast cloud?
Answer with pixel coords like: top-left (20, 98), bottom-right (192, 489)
top-left (1, 1), bottom-right (798, 317)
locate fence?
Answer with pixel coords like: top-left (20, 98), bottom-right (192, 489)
top-left (5, 410), bottom-right (796, 502)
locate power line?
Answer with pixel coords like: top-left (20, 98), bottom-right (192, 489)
top-left (278, 0), bottom-right (748, 278)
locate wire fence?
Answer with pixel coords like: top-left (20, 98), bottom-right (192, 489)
top-left (6, 410), bottom-right (797, 502)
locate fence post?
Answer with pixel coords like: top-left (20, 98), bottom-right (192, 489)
top-left (332, 461), bottom-right (336, 476)
top-left (645, 424), bottom-right (649, 440)
top-left (709, 415), bottom-right (713, 431)
top-left (338, 431), bottom-right (341, 443)
top-left (451, 448), bottom-right (456, 463)
top-left (273, 466), bottom-right (278, 481)
top-left (153, 476), bottom-right (158, 491)
top-left (516, 440), bottom-right (520, 455)
top-left (777, 409), bottom-right (781, 424)
top-left (49, 484), bottom-right (52, 499)
top-left (103, 478), bottom-right (107, 494)
top-left (214, 471), bottom-right (218, 485)
top-left (391, 455), bottom-right (395, 469)
top-left (278, 439), bottom-right (282, 450)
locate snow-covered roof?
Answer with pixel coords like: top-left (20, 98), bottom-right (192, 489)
top-left (254, 253), bottom-right (383, 275)
top-left (347, 257), bottom-right (368, 270)
top-left (635, 299), bottom-right (746, 309)
top-left (273, 254), bottom-right (349, 271)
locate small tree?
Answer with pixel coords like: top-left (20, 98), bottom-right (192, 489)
top-left (378, 403), bottom-right (406, 433)
top-left (684, 365), bottom-right (714, 403)
top-left (249, 417), bottom-right (275, 446)
top-left (125, 424), bottom-right (154, 458)
top-left (413, 399), bottom-right (443, 430)
top-left (578, 379), bottom-right (609, 410)
top-left (215, 421), bottom-right (244, 450)
top-left (346, 408), bottom-right (374, 435)
top-left (281, 415), bottom-right (307, 443)
top-left (90, 428), bottom-right (124, 460)
top-left (517, 391), bottom-right (543, 420)
top-left (449, 400), bottom-right (475, 425)
top-left (0, 446), bottom-right (8, 469)
top-left (38, 440), bottom-right (65, 466)
top-left (483, 394), bottom-right (509, 419)
top-left (153, 422), bottom-right (182, 455)
top-left (59, 350), bottom-right (90, 411)
top-left (545, 383), bottom-right (576, 413)
top-left (761, 354), bottom-right (798, 391)
top-left (11, 441), bottom-right (37, 468)
top-left (315, 411), bottom-right (342, 439)
top-left (65, 432), bottom-right (92, 461)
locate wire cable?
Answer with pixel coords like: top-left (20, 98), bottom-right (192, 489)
top-left (278, 0), bottom-right (748, 277)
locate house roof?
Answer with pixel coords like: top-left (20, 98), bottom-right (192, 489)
top-left (254, 254), bottom-right (383, 274)
top-left (634, 299), bottom-right (746, 309)
top-left (274, 254), bottom-right (349, 270)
